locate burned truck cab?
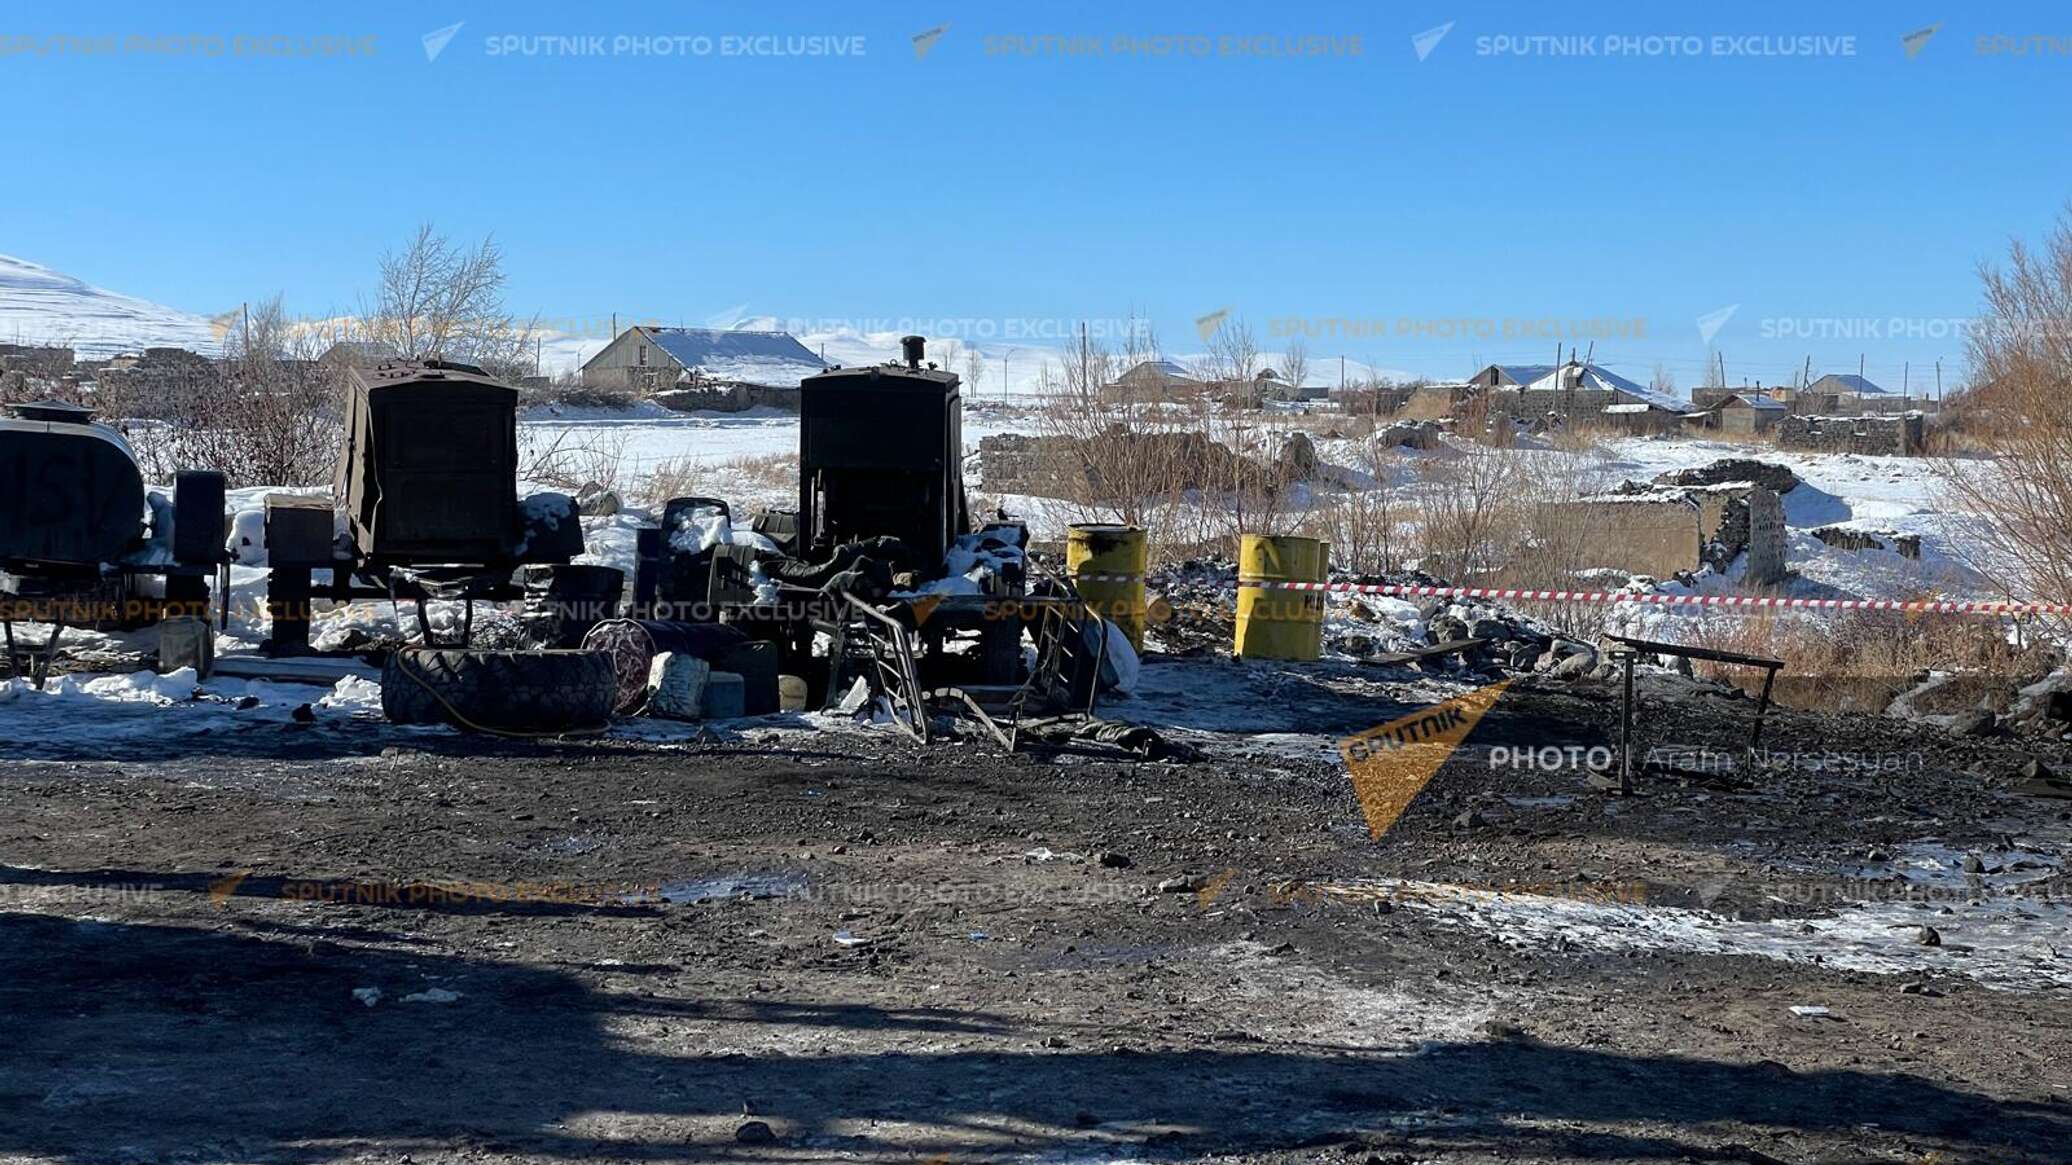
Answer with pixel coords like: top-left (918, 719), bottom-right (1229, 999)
top-left (264, 359), bottom-right (585, 655)
top-left (334, 360), bottom-right (521, 568)
top-left (798, 335), bottom-right (968, 566)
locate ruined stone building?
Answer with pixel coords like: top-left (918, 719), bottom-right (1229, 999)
top-left (1543, 473), bottom-right (1788, 586)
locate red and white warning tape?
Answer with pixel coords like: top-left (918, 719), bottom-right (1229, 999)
top-left (1071, 575), bottom-right (2072, 618)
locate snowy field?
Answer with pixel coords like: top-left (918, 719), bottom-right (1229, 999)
top-left (513, 407), bottom-right (1995, 601)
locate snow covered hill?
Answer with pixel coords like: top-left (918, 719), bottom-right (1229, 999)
top-left (0, 253), bottom-right (225, 358)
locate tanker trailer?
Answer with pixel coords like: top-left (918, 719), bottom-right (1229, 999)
top-left (0, 400), bottom-right (226, 684)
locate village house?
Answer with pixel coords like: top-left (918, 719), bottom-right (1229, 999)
top-left (1099, 358), bottom-right (1201, 404)
top-left (1098, 359), bottom-right (1318, 407)
top-left (1463, 363), bottom-right (1556, 390)
top-left (1689, 391), bottom-right (1788, 435)
top-left (1793, 372), bottom-right (1938, 417)
top-left (579, 326), bottom-right (827, 410)
top-left (318, 340), bottom-right (401, 369)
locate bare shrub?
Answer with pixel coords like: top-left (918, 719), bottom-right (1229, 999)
top-left (639, 456), bottom-right (703, 506)
top-left (1416, 448), bottom-right (1524, 582)
top-left (1030, 318), bottom-right (1187, 539)
top-left (120, 296), bottom-right (339, 487)
top-left (1302, 444), bottom-right (1411, 575)
top-left (1483, 449), bottom-right (1622, 638)
top-left (520, 426), bottom-right (630, 494)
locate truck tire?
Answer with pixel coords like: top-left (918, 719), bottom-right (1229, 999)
top-left (382, 648), bottom-right (616, 734)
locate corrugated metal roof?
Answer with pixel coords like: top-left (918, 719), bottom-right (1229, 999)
top-left (635, 327), bottom-right (828, 387)
top-left (1491, 360), bottom-right (1558, 383)
top-left (1522, 362), bottom-right (1690, 411)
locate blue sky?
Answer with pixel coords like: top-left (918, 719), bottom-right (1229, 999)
top-left (4, 0), bottom-right (2069, 390)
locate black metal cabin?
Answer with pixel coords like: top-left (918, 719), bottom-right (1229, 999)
top-left (797, 336), bottom-right (967, 566)
top-left (334, 360), bottom-right (519, 566)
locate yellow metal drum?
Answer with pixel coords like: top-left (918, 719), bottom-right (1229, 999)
top-left (1066, 524), bottom-right (1149, 649)
top-left (1236, 534), bottom-right (1327, 660)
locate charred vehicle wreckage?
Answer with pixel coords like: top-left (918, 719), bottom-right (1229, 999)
top-left (582, 334), bottom-right (1120, 744)
top-left (0, 339), bottom-right (1127, 745)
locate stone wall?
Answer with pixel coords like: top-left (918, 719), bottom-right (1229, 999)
top-left (652, 382), bottom-right (800, 414)
top-left (1742, 488), bottom-right (1787, 585)
top-left (1779, 413), bottom-right (1925, 455)
top-left (978, 430), bottom-right (1261, 499)
top-left (1542, 496), bottom-right (1706, 581)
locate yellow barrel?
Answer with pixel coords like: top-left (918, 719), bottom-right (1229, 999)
top-left (1236, 534), bottom-right (1327, 660)
top-left (1066, 524), bottom-right (1149, 648)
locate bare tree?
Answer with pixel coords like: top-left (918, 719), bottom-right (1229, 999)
top-left (1279, 337), bottom-right (1310, 401)
top-left (1193, 317), bottom-right (1260, 401)
top-left (1934, 204), bottom-right (2072, 605)
top-left (963, 345), bottom-right (986, 398)
top-left (362, 223), bottom-right (538, 379)
top-left (1651, 363), bottom-right (1676, 394)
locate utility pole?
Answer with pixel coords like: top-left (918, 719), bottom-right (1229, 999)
top-left (1078, 322), bottom-right (1090, 401)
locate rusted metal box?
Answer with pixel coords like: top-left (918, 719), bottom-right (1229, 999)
top-left (334, 360), bottom-right (519, 566)
top-left (263, 494), bottom-right (336, 566)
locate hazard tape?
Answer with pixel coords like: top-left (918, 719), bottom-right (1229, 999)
top-left (1069, 575), bottom-right (2072, 618)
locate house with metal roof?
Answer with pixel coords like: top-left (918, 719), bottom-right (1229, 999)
top-left (1690, 391), bottom-right (1788, 435)
top-left (580, 326), bottom-right (827, 395)
top-left (1520, 360), bottom-right (1690, 413)
top-left (1805, 373), bottom-right (1890, 398)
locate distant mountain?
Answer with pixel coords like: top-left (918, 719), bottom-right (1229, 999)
top-left (0, 253), bottom-right (225, 358)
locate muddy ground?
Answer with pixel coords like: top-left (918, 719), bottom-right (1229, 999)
top-left (3, 658), bottom-right (2070, 1164)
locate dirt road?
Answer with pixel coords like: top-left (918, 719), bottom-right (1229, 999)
top-left (3, 661), bottom-right (2069, 1163)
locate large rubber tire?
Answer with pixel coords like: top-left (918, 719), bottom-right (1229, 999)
top-left (382, 648), bottom-right (616, 734)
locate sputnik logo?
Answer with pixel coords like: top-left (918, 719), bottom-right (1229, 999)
top-left (208, 870), bottom-right (253, 909)
top-left (1411, 21), bottom-right (1454, 62)
top-left (913, 24), bottom-right (949, 61)
top-left (1194, 307), bottom-right (1230, 343)
top-left (1696, 303), bottom-right (1739, 347)
top-left (423, 22), bottom-right (464, 64)
top-left (1338, 679), bottom-right (1513, 839)
top-left (1901, 24), bottom-right (1939, 60)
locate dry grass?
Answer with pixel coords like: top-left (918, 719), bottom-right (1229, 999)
top-left (721, 451), bottom-right (797, 491)
top-left (1681, 606), bottom-right (2048, 713)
